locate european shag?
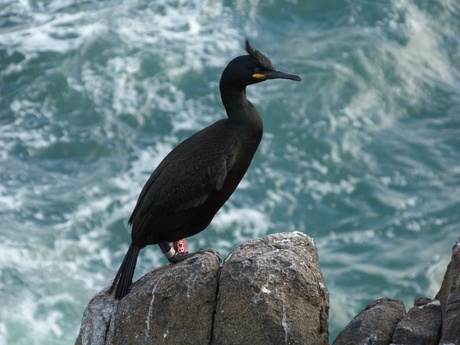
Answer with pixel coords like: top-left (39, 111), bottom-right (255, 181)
top-left (110, 40), bottom-right (301, 300)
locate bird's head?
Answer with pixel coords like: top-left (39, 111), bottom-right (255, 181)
top-left (221, 39), bottom-right (301, 90)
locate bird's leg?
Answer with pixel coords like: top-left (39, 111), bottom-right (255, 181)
top-left (158, 241), bottom-right (221, 263)
top-left (158, 241), bottom-right (176, 261)
top-left (158, 240), bottom-right (195, 263)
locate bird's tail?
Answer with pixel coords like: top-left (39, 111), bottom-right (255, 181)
top-left (109, 243), bottom-right (140, 300)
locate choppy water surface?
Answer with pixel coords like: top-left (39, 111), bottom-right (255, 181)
top-left (1, 0), bottom-right (459, 343)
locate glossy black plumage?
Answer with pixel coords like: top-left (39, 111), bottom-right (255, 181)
top-left (110, 40), bottom-right (301, 299)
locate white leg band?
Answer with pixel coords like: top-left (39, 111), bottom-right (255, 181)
top-left (163, 247), bottom-right (176, 259)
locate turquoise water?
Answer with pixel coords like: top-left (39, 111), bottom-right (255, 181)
top-left (1, 0), bottom-right (459, 343)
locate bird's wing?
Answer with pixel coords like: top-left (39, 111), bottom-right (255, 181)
top-left (132, 140), bottom-right (236, 224)
top-left (172, 151), bottom-right (229, 213)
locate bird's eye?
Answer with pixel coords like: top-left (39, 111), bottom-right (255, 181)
top-left (252, 67), bottom-right (266, 80)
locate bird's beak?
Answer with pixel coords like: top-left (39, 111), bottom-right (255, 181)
top-left (260, 70), bottom-right (302, 82)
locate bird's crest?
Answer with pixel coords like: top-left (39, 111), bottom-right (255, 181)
top-left (245, 39), bottom-right (274, 71)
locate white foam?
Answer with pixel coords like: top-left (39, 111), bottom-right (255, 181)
top-left (0, 11), bottom-right (108, 55)
top-left (0, 185), bottom-right (23, 211)
top-left (213, 207), bottom-right (271, 244)
top-left (388, 0), bottom-right (455, 87)
top-left (6, 1), bottom-right (457, 344)
top-left (0, 1), bottom-right (257, 344)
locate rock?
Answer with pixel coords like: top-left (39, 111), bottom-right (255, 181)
top-left (76, 232), bottom-right (329, 345)
top-left (436, 237), bottom-right (460, 345)
top-left (332, 298), bottom-right (405, 345)
top-left (390, 297), bottom-right (441, 345)
top-left (212, 231), bottom-right (329, 345)
top-left (76, 250), bottom-right (221, 345)
top-left (75, 288), bottom-right (116, 345)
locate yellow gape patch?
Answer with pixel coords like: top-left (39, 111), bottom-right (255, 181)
top-left (252, 73), bottom-right (266, 79)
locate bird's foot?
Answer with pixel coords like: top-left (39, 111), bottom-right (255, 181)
top-left (168, 249), bottom-right (221, 264)
top-left (167, 251), bottom-right (194, 263)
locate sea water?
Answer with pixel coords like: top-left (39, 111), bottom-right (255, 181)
top-left (1, 0), bottom-right (459, 343)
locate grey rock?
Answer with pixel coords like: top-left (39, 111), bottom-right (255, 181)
top-left (212, 231), bottom-right (329, 345)
top-left (332, 298), bottom-right (405, 345)
top-left (76, 250), bottom-right (221, 345)
top-left (75, 288), bottom-right (116, 345)
top-left (76, 233), bottom-right (329, 345)
top-left (436, 237), bottom-right (460, 345)
top-left (390, 298), bottom-right (441, 345)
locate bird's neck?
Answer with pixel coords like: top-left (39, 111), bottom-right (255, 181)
top-left (220, 84), bottom-right (262, 127)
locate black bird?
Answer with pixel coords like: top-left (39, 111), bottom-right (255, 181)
top-left (110, 40), bottom-right (301, 299)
